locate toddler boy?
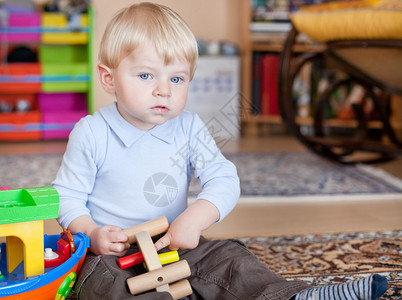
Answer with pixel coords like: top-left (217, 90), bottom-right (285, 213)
top-left (53, 2), bottom-right (387, 299)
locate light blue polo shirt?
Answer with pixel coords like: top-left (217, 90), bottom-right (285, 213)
top-left (53, 103), bottom-right (240, 230)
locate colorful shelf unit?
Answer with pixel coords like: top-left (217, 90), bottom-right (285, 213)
top-left (38, 92), bottom-right (87, 140)
top-left (39, 45), bottom-right (89, 92)
top-left (41, 12), bottom-right (89, 44)
top-left (1, 12), bottom-right (41, 43)
top-left (0, 93), bottom-right (41, 141)
top-left (0, 5), bottom-right (94, 141)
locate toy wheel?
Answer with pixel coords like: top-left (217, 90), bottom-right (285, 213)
top-left (55, 272), bottom-right (76, 300)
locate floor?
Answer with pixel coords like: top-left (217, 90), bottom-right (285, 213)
top-left (206, 135), bottom-right (402, 238)
top-left (1, 135), bottom-right (401, 238)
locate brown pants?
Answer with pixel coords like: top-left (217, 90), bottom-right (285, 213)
top-left (75, 237), bottom-right (309, 300)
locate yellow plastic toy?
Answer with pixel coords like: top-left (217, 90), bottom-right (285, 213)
top-left (0, 186), bottom-right (59, 278)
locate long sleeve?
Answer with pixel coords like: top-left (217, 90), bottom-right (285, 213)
top-left (188, 115), bottom-right (240, 221)
top-left (53, 117), bottom-right (99, 229)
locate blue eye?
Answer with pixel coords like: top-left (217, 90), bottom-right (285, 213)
top-left (139, 74), bottom-right (151, 80)
top-left (171, 77), bottom-right (182, 84)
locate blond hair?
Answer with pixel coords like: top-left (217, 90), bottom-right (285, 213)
top-left (98, 2), bottom-right (198, 79)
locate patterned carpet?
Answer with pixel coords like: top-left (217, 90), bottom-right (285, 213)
top-left (1, 152), bottom-right (402, 198)
top-left (242, 230), bottom-right (402, 299)
top-left (65, 230), bottom-right (402, 299)
top-left (62, 230), bottom-right (402, 300)
top-left (224, 152), bottom-right (402, 197)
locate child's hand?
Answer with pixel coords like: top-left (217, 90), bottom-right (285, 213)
top-left (154, 199), bottom-right (220, 251)
top-left (154, 217), bottom-right (201, 251)
top-left (89, 225), bottom-right (130, 256)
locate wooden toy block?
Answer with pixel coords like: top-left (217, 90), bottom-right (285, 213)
top-left (126, 258), bottom-right (191, 295)
top-left (123, 216), bottom-right (169, 244)
top-left (123, 217), bottom-right (192, 299)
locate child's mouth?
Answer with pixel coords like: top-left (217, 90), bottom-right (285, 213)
top-left (152, 105), bottom-right (169, 114)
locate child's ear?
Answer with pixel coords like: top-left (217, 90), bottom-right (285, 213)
top-left (97, 64), bottom-right (115, 94)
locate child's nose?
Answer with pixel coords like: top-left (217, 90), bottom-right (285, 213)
top-left (153, 80), bottom-right (171, 98)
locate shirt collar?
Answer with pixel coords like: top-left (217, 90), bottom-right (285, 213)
top-left (100, 103), bottom-right (177, 147)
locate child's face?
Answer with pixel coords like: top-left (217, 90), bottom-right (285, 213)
top-left (111, 41), bottom-right (191, 130)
